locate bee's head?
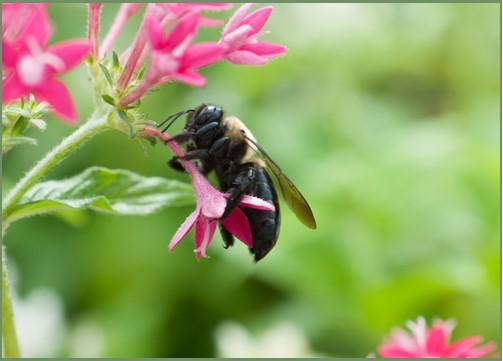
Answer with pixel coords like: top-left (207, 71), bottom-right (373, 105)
top-left (185, 104), bottom-right (223, 132)
top-left (159, 104), bottom-right (223, 133)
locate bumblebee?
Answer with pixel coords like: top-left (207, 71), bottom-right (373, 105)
top-left (160, 104), bottom-right (316, 261)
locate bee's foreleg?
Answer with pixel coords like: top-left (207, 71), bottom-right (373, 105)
top-left (163, 131), bottom-right (193, 144)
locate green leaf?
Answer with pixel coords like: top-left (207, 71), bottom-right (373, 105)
top-left (112, 51), bottom-right (120, 69)
top-left (6, 167), bottom-right (194, 223)
top-left (99, 63), bottom-right (114, 87)
top-left (2, 136), bottom-right (37, 154)
top-left (102, 94), bottom-right (116, 106)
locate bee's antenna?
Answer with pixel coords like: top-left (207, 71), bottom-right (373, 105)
top-left (158, 109), bottom-right (194, 132)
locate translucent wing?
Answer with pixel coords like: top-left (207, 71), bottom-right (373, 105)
top-left (245, 136), bottom-right (317, 229)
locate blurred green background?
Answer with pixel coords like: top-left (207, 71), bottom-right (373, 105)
top-left (2, 3), bottom-right (500, 357)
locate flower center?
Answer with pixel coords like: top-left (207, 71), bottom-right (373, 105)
top-left (17, 55), bottom-right (46, 86)
top-left (154, 52), bottom-right (180, 74)
top-left (16, 37), bottom-right (65, 87)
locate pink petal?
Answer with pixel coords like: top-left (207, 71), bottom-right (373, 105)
top-left (34, 79), bottom-right (77, 123)
top-left (168, 208), bottom-right (199, 251)
top-left (238, 195), bottom-right (275, 211)
top-left (47, 40), bottom-right (91, 74)
top-left (146, 13), bottom-right (165, 50)
top-left (242, 6), bottom-right (272, 36)
top-left (464, 342), bottom-right (497, 358)
top-left (164, 12), bottom-right (199, 51)
top-left (425, 324), bottom-right (449, 354)
top-left (194, 217), bottom-right (217, 258)
top-left (2, 42), bottom-right (18, 69)
top-left (223, 3), bottom-right (253, 36)
top-left (2, 73), bottom-right (27, 104)
top-left (241, 41), bottom-right (287, 57)
top-left (445, 336), bottom-right (485, 357)
top-left (222, 25), bottom-right (253, 50)
top-left (181, 42), bottom-right (224, 70)
top-left (221, 207), bottom-right (253, 247)
top-left (194, 3), bottom-right (232, 12)
top-left (226, 50), bottom-right (268, 65)
top-left (378, 344), bottom-right (418, 358)
top-left (171, 71), bottom-right (207, 87)
top-left (18, 4), bottom-right (52, 47)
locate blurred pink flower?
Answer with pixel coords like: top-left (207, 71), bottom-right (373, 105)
top-left (146, 12), bottom-right (224, 86)
top-left (376, 317), bottom-right (497, 358)
top-left (220, 3), bottom-right (286, 65)
top-left (118, 12), bottom-right (224, 106)
top-left (143, 126), bottom-right (275, 259)
top-left (2, 4), bottom-right (52, 72)
top-left (2, 3), bottom-right (90, 122)
top-left (159, 3), bottom-right (232, 27)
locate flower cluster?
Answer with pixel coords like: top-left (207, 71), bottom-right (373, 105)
top-left (2, 3), bottom-right (286, 123)
top-left (2, 4), bottom-right (91, 122)
top-left (115, 3), bottom-right (287, 107)
top-left (374, 317), bottom-right (497, 358)
top-left (144, 126), bottom-right (275, 259)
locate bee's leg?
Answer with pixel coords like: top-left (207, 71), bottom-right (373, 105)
top-left (167, 157), bottom-right (186, 172)
top-left (163, 131), bottom-right (193, 144)
top-left (219, 224), bottom-right (234, 249)
top-left (176, 149), bottom-right (210, 161)
top-left (221, 165), bottom-right (256, 220)
top-left (195, 122), bottom-right (221, 148)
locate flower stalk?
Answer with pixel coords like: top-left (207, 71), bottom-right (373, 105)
top-left (2, 247), bottom-right (20, 357)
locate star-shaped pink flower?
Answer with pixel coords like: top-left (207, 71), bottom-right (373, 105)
top-left (219, 3), bottom-right (287, 65)
top-left (2, 4), bottom-right (91, 123)
top-left (146, 11), bottom-right (225, 87)
top-left (376, 317), bottom-right (497, 358)
top-left (144, 126), bottom-right (275, 259)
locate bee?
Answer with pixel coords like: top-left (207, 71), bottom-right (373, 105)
top-left (160, 104), bottom-right (316, 261)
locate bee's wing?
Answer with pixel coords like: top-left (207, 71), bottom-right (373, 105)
top-left (245, 136), bottom-right (317, 229)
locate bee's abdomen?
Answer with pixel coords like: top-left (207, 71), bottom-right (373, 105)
top-left (241, 168), bottom-right (280, 261)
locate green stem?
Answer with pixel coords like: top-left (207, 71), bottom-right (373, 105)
top-left (2, 247), bottom-right (20, 357)
top-left (2, 112), bottom-right (110, 225)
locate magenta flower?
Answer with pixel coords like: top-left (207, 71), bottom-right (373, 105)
top-left (143, 126), bottom-right (275, 259)
top-left (2, 4), bottom-right (52, 74)
top-left (219, 3), bottom-right (287, 65)
top-left (158, 3), bottom-right (232, 27)
top-left (118, 12), bottom-right (225, 107)
top-left (146, 12), bottom-right (224, 87)
top-left (376, 317), bottom-right (497, 358)
top-left (2, 3), bottom-right (91, 122)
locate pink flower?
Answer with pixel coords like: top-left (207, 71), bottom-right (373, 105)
top-left (146, 12), bottom-right (224, 87)
top-left (118, 12), bottom-right (224, 107)
top-left (219, 3), bottom-right (287, 65)
top-left (2, 4), bottom-right (91, 123)
top-left (143, 126), bottom-right (275, 259)
top-left (376, 317), bottom-right (497, 358)
top-left (2, 4), bottom-right (52, 72)
top-left (158, 3), bottom-right (232, 27)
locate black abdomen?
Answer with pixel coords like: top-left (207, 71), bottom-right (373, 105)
top-left (218, 164), bottom-right (280, 261)
top-left (239, 167), bottom-right (280, 261)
